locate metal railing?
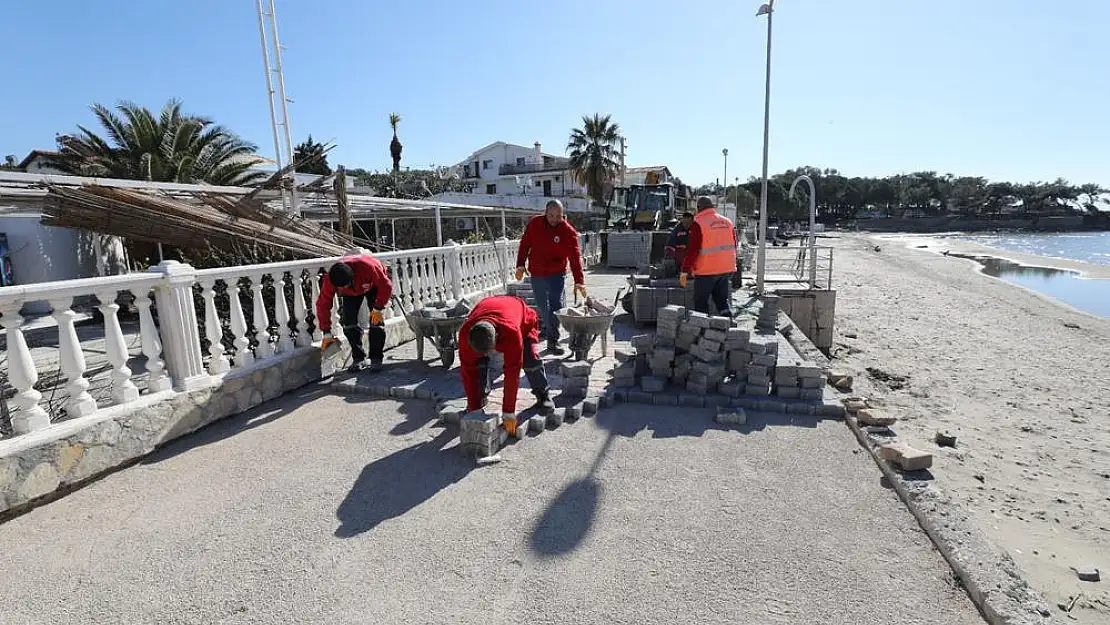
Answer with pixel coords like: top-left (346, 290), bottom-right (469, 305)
top-left (756, 244), bottom-right (834, 290)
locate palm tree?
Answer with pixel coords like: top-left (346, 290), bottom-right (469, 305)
top-left (389, 113), bottom-right (403, 172)
top-left (48, 99), bottom-right (266, 186)
top-left (293, 135), bottom-right (331, 176)
top-left (567, 113), bottom-right (622, 205)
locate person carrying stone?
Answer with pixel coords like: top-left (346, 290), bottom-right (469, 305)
top-left (680, 196), bottom-right (737, 317)
top-left (664, 210), bottom-right (695, 273)
top-left (316, 253), bottom-right (393, 373)
top-left (514, 199), bottom-right (587, 356)
top-left (458, 295), bottom-right (555, 437)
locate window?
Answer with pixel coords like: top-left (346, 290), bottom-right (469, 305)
top-left (555, 176), bottom-right (561, 182)
top-left (486, 184), bottom-right (497, 194)
top-left (462, 165), bottom-right (470, 177)
top-left (483, 160), bottom-right (492, 170)
top-left (535, 181), bottom-right (542, 187)
top-left (516, 157), bottom-right (525, 167)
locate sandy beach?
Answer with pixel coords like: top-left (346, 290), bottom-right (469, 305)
top-left (825, 232), bottom-right (1110, 623)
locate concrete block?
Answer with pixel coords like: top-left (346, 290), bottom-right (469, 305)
top-left (687, 371), bottom-right (709, 385)
top-left (563, 405), bottom-right (582, 421)
top-left (757, 399), bottom-right (785, 413)
top-left (675, 335), bottom-right (696, 351)
top-left (612, 389), bottom-right (628, 402)
top-left (746, 384), bottom-right (771, 397)
top-left (631, 334), bottom-right (654, 350)
top-left (612, 377), bottom-right (637, 388)
top-left (746, 341), bottom-right (767, 355)
top-left (708, 316), bottom-right (732, 330)
top-left (715, 407), bottom-right (747, 425)
top-left (878, 442), bottom-right (933, 471)
top-left (774, 373), bottom-right (799, 387)
top-left (797, 364), bottom-right (822, 379)
top-left (561, 385), bottom-right (588, 398)
top-left (718, 379), bottom-right (743, 397)
top-left (561, 361), bottom-right (593, 378)
top-left (856, 408), bottom-right (897, 426)
top-left (752, 353), bottom-right (777, 368)
top-left (801, 388), bottom-right (824, 401)
top-left (641, 376), bottom-right (667, 393)
top-left (653, 392), bottom-right (679, 406)
top-left (653, 346), bottom-right (677, 361)
top-left (818, 402), bottom-right (846, 418)
top-left (726, 328), bottom-right (749, 342)
top-left (703, 329), bottom-right (728, 343)
top-left (787, 402), bottom-right (815, 416)
top-left (799, 376), bottom-right (824, 389)
top-left (685, 380), bottom-right (709, 395)
top-left (679, 393), bottom-right (705, 407)
top-left (698, 338), bottom-right (723, 353)
top-left (614, 348), bottom-right (637, 363)
top-left (734, 397), bottom-right (758, 409)
top-left (688, 314), bottom-right (711, 329)
top-left (776, 386), bottom-right (801, 399)
top-left (628, 390), bottom-right (653, 404)
top-left (705, 395), bottom-right (732, 409)
top-left (746, 364), bottom-right (769, 378)
top-left (748, 374), bottom-right (771, 387)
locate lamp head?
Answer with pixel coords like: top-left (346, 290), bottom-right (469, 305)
top-left (757, 3), bottom-right (772, 16)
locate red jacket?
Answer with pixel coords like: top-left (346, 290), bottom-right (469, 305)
top-left (516, 216), bottom-right (585, 284)
top-left (458, 296), bottom-right (540, 413)
top-left (316, 254), bottom-right (393, 333)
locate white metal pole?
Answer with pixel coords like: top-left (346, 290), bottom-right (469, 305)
top-left (500, 208), bottom-right (507, 237)
top-left (722, 148), bottom-right (728, 209)
top-left (756, 1), bottom-right (775, 295)
top-left (255, 0), bottom-right (286, 210)
top-left (267, 0), bottom-right (298, 214)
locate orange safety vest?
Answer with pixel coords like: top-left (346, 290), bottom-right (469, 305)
top-left (692, 210), bottom-right (737, 276)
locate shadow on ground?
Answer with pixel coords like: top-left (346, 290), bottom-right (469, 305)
top-left (334, 428), bottom-right (472, 538)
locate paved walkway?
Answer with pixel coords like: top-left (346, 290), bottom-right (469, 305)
top-left (0, 269), bottom-right (985, 624)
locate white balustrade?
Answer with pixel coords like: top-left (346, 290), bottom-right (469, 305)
top-left (273, 273), bottom-right (294, 354)
top-left (1, 303), bottom-right (51, 434)
top-left (199, 279), bottom-right (231, 375)
top-left (135, 290), bottom-right (171, 393)
top-left (0, 236), bottom-right (557, 440)
top-left (49, 297), bottom-right (98, 418)
top-left (96, 290), bottom-right (140, 405)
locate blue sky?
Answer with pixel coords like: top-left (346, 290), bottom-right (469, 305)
top-left (3, 0), bottom-right (1108, 187)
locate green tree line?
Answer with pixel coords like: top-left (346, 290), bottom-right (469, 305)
top-left (707, 167), bottom-right (1106, 222)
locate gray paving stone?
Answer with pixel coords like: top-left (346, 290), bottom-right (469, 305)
top-left (752, 353), bottom-right (777, 368)
top-left (801, 388), bottom-right (824, 401)
top-left (627, 390), bottom-right (653, 404)
top-left (708, 316), bottom-right (732, 330)
top-left (560, 361), bottom-right (592, 378)
top-left (800, 376), bottom-right (825, 389)
top-left (614, 348), bottom-right (637, 363)
top-left (679, 393), bottom-right (705, 407)
top-left (715, 407), bottom-right (747, 425)
top-left (653, 392), bottom-right (679, 406)
top-left (777, 386), bottom-right (801, 399)
top-left (641, 376), bottom-right (667, 393)
top-left (746, 384), bottom-right (771, 397)
top-left (787, 402), bottom-right (815, 416)
top-left (582, 397), bottom-right (599, 414)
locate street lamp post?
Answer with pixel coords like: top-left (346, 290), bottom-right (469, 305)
top-left (722, 148), bottom-right (729, 208)
top-left (755, 0), bottom-right (775, 294)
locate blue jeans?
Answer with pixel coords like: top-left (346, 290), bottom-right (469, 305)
top-left (693, 274), bottom-right (733, 318)
top-left (530, 274), bottom-right (565, 343)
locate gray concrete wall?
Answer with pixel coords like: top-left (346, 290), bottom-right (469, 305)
top-left (776, 289), bottom-right (836, 352)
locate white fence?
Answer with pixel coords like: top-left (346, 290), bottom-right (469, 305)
top-left (0, 238), bottom-right (529, 440)
top-left (432, 192), bottom-right (595, 214)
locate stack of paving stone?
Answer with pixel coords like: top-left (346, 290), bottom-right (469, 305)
top-left (459, 410), bottom-right (507, 457)
top-left (505, 278), bottom-right (536, 308)
top-left (560, 360), bottom-right (593, 398)
top-left (756, 294), bottom-right (780, 331)
top-left (413, 298), bottom-right (473, 319)
top-left (770, 336), bottom-right (827, 401)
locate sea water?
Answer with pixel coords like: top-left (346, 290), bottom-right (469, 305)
top-left (943, 232), bottom-right (1110, 318)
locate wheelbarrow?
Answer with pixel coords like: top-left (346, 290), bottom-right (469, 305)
top-left (554, 293), bottom-right (620, 362)
top-left (404, 312), bottom-right (468, 369)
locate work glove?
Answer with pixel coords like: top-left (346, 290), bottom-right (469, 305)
top-left (515, 267), bottom-right (527, 281)
top-left (502, 412), bottom-right (520, 438)
top-left (320, 333), bottom-right (340, 351)
top-left (573, 284), bottom-right (588, 300)
top-left (679, 273), bottom-right (689, 288)
top-left (369, 309), bottom-right (384, 326)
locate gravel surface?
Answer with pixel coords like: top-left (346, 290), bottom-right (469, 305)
top-left (0, 383), bottom-right (981, 624)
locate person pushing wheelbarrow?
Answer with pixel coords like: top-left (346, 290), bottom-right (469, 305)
top-left (459, 295), bottom-right (556, 437)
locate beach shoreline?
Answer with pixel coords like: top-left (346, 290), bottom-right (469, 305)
top-left (824, 232), bottom-right (1110, 623)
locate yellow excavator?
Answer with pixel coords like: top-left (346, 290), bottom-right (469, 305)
top-left (612, 173), bottom-right (694, 231)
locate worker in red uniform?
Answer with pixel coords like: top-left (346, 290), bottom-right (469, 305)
top-left (458, 295), bottom-right (554, 438)
top-left (664, 211), bottom-right (695, 269)
top-left (515, 199), bottom-right (587, 356)
top-left (316, 253), bottom-right (393, 373)
top-left (680, 197), bottom-right (737, 317)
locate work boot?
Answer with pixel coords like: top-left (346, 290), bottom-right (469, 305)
top-left (347, 360), bottom-right (366, 374)
top-left (368, 360), bottom-right (383, 373)
top-left (534, 393), bottom-right (555, 416)
top-left (547, 339), bottom-right (565, 356)
top-left (503, 415), bottom-right (519, 437)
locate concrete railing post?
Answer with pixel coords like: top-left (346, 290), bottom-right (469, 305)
top-left (449, 242), bottom-right (464, 300)
top-left (149, 260), bottom-right (210, 392)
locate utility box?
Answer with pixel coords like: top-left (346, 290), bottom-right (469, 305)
top-left (775, 289), bottom-right (836, 352)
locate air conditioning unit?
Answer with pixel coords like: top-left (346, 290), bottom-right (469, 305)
top-left (455, 217), bottom-right (476, 231)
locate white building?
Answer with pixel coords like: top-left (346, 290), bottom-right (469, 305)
top-left (454, 141), bottom-right (586, 199)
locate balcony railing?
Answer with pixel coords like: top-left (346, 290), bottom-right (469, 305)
top-left (0, 237), bottom-right (547, 440)
top-left (498, 163), bottom-right (567, 176)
